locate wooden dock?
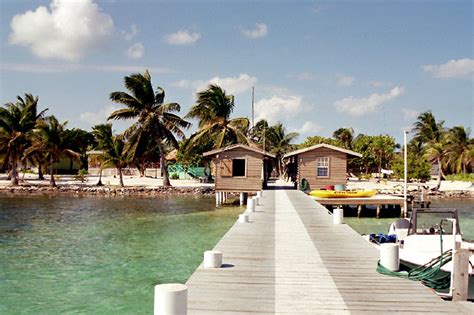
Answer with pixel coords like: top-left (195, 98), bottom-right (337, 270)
top-left (312, 194), bottom-right (405, 218)
top-left (186, 190), bottom-right (469, 314)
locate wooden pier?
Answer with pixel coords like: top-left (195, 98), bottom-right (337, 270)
top-left (312, 194), bottom-right (405, 218)
top-left (185, 190), bottom-right (469, 314)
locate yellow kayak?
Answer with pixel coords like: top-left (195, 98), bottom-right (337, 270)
top-left (309, 189), bottom-right (377, 198)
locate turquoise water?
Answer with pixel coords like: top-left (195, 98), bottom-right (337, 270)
top-left (0, 195), bottom-right (242, 314)
top-left (345, 199), bottom-right (474, 239)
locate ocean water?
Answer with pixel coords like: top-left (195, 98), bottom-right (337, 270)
top-left (345, 199), bottom-right (474, 240)
top-left (0, 195), bottom-right (242, 314)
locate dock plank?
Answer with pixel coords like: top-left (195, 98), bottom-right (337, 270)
top-left (185, 190), bottom-right (468, 314)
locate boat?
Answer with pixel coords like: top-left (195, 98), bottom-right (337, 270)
top-left (370, 208), bottom-right (474, 298)
top-left (309, 189), bottom-right (377, 198)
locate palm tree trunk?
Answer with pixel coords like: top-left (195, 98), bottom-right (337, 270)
top-left (50, 156), bottom-right (56, 187)
top-left (38, 160), bottom-right (44, 180)
top-left (435, 157), bottom-right (442, 191)
top-left (96, 167), bottom-right (103, 186)
top-left (158, 142), bottom-right (171, 187)
top-left (10, 157), bottom-right (19, 186)
top-left (118, 167), bottom-right (124, 187)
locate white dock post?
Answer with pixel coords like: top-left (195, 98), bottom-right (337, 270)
top-left (333, 207), bottom-right (343, 225)
top-left (247, 198), bottom-right (255, 212)
top-left (215, 192), bottom-right (219, 207)
top-left (254, 196), bottom-right (259, 206)
top-left (239, 193), bottom-right (245, 206)
top-left (239, 213), bottom-right (249, 223)
top-left (204, 250), bottom-right (223, 268)
top-left (380, 243), bottom-right (399, 271)
top-left (154, 283), bottom-right (188, 315)
top-left (257, 191), bottom-right (262, 198)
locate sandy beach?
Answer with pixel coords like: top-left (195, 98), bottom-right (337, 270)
top-left (0, 172), bottom-right (472, 196)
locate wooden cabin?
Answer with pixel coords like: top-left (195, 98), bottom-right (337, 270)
top-left (203, 144), bottom-right (276, 193)
top-left (283, 144), bottom-right (361, 190)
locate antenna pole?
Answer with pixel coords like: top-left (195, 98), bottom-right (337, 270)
top-left (251, 86), bottom-right (255, 128)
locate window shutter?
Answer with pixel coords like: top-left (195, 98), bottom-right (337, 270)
top-left (220, 159), bottom-right (232, 177)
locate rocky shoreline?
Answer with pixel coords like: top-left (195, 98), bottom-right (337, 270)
top-left (0, 185), bottom-right (215, 196)
top-left (0, 184), bottom-right (472, 199)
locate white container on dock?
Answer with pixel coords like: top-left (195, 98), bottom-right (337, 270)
top-left (380, 243), bottom-right (399, 271)
top-left (203, 250), bottom-right (223, 268)
top-left (332, 207), bottom-right (343, 225)
top-left (257, 191), bottom-right (262, 198)
top-left (154, 283), bottom-right (188, 315)
top-left (239, 213), bottom-right (249, 223)
top-left (247, 198), bottom-right (255, 212)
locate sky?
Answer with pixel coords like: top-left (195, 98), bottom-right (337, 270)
top-left (0, 0), bottom-right (472, 145)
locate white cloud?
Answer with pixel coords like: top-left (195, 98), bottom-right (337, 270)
top-left (9, 0), bottom-right (114, 61)
top-left (165, 30), bottom-right (201, 45)
top-left (79, 104), bottom-right (122, 126)
top-left (368, 80), bottom-right (392, 88)
top-left (422, 58), bottom-right (474, 79)
top-left (401, 108), bottom-right (420, 121)
top-left (296, 121), bottom-right (322, 134)
top-left (171, 74), bottom-right (257, 95)
top-left (126, 42), bottom-right (144, 59)
top-left (241, 23), bottom-right (268, 39)
top-left (287, 72), bottom-right (315, 81)
top-left (123, 24), bottom-right (138, 41)
top-left (334, 86), bottom-right (405, 116)
top-left (0, 63), bottom-right (174, 74)
top-left (255, 96), bottom-right (303, 124)
top-left (336, 75), bottom-right (355, 86)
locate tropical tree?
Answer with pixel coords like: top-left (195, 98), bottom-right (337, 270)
top-left (186, 84), bottom-right (250, 149)
top-left (108, 70), bottom-right (190, 186)
top-left (27, 116), bottom-right (78, 187)
top-left (412, 111), bottom-right (446, 184)
top-left (266, 123), bottom-right (299, 176)
top-left (412, 111), bottom-right (445, 145)
top-left (370, 135), bottom-right (397, 173)
top-left (0, 94), bottom-right (47, 185)
top-left (99, 134), bottom-right (129, 187)
top-left (443, 126), bottom-right (473, 174)
top-left (91, 123), bottom-right (114, 186)
top-left (299, 135), bottom-right (341, 149)
top-left (332, 127), bottom-right (354, 149)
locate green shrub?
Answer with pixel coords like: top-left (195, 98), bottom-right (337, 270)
top-left (445, 173), bottom-right (474, 183)
top-left (74, 169), bottom-right (88, 182)
top-left (170, 173), bottom-right (179, 180)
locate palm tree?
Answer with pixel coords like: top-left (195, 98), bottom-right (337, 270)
top-left (266, 123), bottom-right (299, 176)
top-left (412, 111), bottom-right (445, 145)
top-left (424, 142), bottom-right (446, 190)
top-left (443, 126), bottom-right (473, 174)
top-left (108, 70), bottom-right (190, 187)
top-left (0, 94), bottom-right (47, 185)
top-left (332, 127), bottom-right (354, 149)
top-left (412, 111), bottom-right (446, 185)
top-left (186, 84), bottom-right (250, 149)
top-left (100, 134), bottom-right (129, 187)
top-left (91, 123), bottom-right (114, 186)
top-left (27, 116), bottom-right (78, 187)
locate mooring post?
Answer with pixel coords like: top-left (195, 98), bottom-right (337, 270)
top-left (452, 241), bottom-right (469, 301)
top-left (357, 205), bottom-right (362, 218)
top-left (240, 192), bottom-right (245, 206)
top-left (204, 250), bottom-right (223, 268)
top-left (376, 205), bottom-right (381, 219)
top-left (154, 283), bottom-right (188, 315)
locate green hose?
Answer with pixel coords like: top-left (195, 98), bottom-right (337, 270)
top-left (376, 221), bottom-right (453, 290)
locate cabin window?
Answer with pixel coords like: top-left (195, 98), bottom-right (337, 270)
top-left (316, 157), bottom-right (329, 177)
top-left (232, 159), bottom-right (246, 177)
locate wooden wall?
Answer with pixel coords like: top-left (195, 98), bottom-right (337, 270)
top-left (297, 148), bottom-right (347, 190)
top-left (213, 148), bottom-right (263, 192)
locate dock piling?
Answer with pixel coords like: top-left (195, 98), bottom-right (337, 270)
top-left (333, 207), bottom-right (343, 225)
top-left (204, 250), bottom-right (223, 268)
top-left (154, 283), bottom-right (187, 315)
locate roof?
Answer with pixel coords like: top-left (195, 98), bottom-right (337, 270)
top-left (203, 144), bottom-right (276, 158)
top-left (283, 143), bottom-right (362, 158)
